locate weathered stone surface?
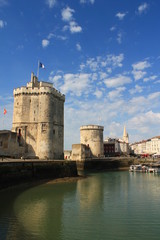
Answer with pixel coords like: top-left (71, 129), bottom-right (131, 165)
top-left (12, 73), bottom-right (65, 159)
top-left (80, 125), bottom-right (104, 157)
top-left (71, 144), bottom-right (91, 161)
top-left (0, 160), bottom-right (77, 189)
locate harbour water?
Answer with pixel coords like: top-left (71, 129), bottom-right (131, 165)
top-left (1, 171), bottom-right (160, 240)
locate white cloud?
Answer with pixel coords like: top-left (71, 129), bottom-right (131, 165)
top-left (48, 33), bottom-right (67, 41)
top-left (80, 63), bottom-right (85, 70)
top-left (143, 75), bottom-right (157, 82)
top-left (99, 72), bottom-right (108, 80)
top-left (132, 70), bottom-right (146, 81)
top-left (154, 80), bottom-right (160, 84)
top-left (117, 32), bottom-right (122, 44)
top-left (116, 12), bottom-right (127, 20)
top-left (110, 26), bottom-right (116, 31)
top-left (46, 0), bottom-right (56, 8)
top-left (132, 60), bottom-right (151, 81)
top-left (0, 0), bottom-right (8, 7)
top-left (104, 75), bottom-right (132, 88)
top-left (60, 73), bottom-right (91, 96)
top-left (94, 89), bottom-right (103, 98)
top-left (61, 7), bottom-right (75, 22)
top-left (108, 87), bottom-right (126, 100)
top-left (61, 7), bottom-right (82, 34)
top-left (126, 91), bottom-right (160, 116)
top-left (106, 54), bottom-right (124, 67)
top-left (92, 73), bottom-right (98, 81)
top-left (86, 58), bottom-right (99, 71)
top-left (0, 19), bottom-right (7, 28)
top-left (129, 84), bottom-right (143, 94)
top-left (107, 68), bottom-right (112, 73)
top-left (132, 60), bottom-right (151, 70)
top-left (76, 43), bottom-right (82, 51)
top-left (148, 92), bottom-right (160, 100)
top-left (62, 25), bottom-right (69, 32)
top-left (128, 111), bottom-right (160, 132)
top-left (49, 75), bottom-right (62, 83)
top-left (84, 53), bottom-right (124, 72)
top-left (42, 39), bottom-right (50, 48)
top-left (138, 3), bottom-right (149, 15)
top-left (69, 21), bottom-right (82, 33)
top-left (46, 53), bottom-right (160, 149)
top-left (80, 0), bottom-right (95, 4)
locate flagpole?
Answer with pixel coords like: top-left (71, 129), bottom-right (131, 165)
top-left (37, 60), bottom-right (40, 79)
top-left (3, 108), bottom-right (6, 129)
top-left (3, 115), bottom-right (4, 129)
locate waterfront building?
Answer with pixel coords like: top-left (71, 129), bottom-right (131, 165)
top-left (0, 130), bottom-right (25, 158)
top-left (104, 126), bottom-right (130, 156)
top-left (64, 150), bottom-right (72, 160)
top-left (12, 72), bottom-right (65, 159)
top-left (104, 138), bottom-right (115, 157)
top-left (130, 136), bottom-right (160, 155)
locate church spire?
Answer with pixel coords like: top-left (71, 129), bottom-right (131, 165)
top-left (123, 125), bottom-right (129, 143)
top-left (123, 125), bottom-right (127, 137)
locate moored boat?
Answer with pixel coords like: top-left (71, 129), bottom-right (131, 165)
top-left (129, 164), bottom-right (142, 172)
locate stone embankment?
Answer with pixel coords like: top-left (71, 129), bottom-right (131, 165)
top-left (0, 159), bottom-right (78, 190)
top-left (76, 157), bottom-right (136, 171)
top-left (0, 157), bottom-right (153, 189)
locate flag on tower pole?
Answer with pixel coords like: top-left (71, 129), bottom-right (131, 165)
top-left (39, 62), bottom-right (45, 69)
top-left (37, 60), bottom-right (45, 79)
top-left (4, 108), bottom-right (7, 115)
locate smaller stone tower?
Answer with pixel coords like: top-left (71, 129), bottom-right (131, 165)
top-left (80, 125), bottom-right (104, 157)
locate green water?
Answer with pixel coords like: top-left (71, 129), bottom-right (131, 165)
top-left (0, 171), bottom-right (160, 240)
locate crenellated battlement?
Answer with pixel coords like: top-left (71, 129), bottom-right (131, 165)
top-left (14, 84), bottom-right (65, 100)
top-left (80, 125), bottom-right (104, 131)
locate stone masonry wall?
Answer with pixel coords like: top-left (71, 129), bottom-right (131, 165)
top-left (80, 125), bottom-right (104, 157)
top-left (12, 75), bottom-right (65, 159)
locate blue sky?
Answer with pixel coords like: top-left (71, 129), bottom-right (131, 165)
top-left (0, 0), bottom-right (160, 149)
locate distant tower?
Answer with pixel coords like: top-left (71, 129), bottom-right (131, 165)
top-left (123, 125), bottom-right (129, 143)
top-left (12, 73), bottom-right (65, 159)
top-left (80, 125), bottom-right (104, 157)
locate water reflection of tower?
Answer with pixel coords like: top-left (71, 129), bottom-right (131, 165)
top-left (2, 183), bottom-right (76, 240)
top-left (77, 175), bottom-right (104, 210)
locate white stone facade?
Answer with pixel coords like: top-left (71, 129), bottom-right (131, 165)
top-left (130, 136), bottom-right (160, 155)
top-left (12, 73), bottom-right (65, 159)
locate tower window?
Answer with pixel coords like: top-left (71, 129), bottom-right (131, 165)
top-left (42, 123), bottom-right (47, 132)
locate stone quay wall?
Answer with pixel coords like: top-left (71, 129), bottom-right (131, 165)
top-left (76, 157), bottom-right (137, 171)
top-left (0, 160), bottom-right (77, 190)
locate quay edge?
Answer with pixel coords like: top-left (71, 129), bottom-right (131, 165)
top-left (0, 160), bottom-right (78, 190)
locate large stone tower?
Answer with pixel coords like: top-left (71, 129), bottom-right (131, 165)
top-left (12, 73), bottom-right (65, 159)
